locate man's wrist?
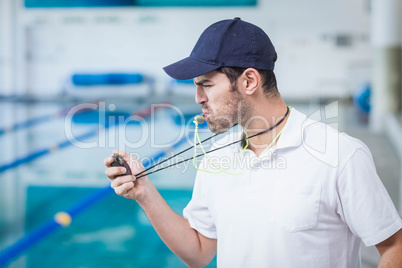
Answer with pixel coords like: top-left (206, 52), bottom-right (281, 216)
top-left (136, 180), bottom-right (157, 207)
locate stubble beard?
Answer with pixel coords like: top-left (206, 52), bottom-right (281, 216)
top-left (206, 86), bottom-right (252, 134)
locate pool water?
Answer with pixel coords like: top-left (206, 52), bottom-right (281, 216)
top-left (25, 186), bottom-right (216, 268)
top-left (0, 100), bottom-right (218, 268)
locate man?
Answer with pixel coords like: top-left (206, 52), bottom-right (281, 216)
top-left (105, 18), bottom-right (402, 267)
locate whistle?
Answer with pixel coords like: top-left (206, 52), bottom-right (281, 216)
top-left (194, 114), bottom-right (205, 124)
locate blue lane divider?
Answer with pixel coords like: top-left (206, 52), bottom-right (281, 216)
top-left (175, 79), bottom-right (193, 84)
top-left (0, 129), bottom-right (98, 173)
top-left (0, 102), bottom-right (169, 174)
top-left (72, 73), bottom-right (144, 87)
top-left (166, 78), bottom-right (195, 95)
top-left (0, 100), bottom-right (101, 137)
top-left (0, 132), bottom-right (193, 267)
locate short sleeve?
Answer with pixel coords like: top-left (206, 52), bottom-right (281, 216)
top-left (336, 145), bottom-right (402, 246)
top-left (183, 158), bottom-right (217, 239)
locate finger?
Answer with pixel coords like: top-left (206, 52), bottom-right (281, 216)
top-left (110, 175), bottom-right (134, 188)
top-left (112, 151), bottom-right (143, 173)
top-left (105, 167), bottom-right (127, 178)
top-left (112, 150), bottom-right (130, 162)
top-left (104, 155), bottom-right (114, 167)
top-left (114, 181), bottom-right (135, 196)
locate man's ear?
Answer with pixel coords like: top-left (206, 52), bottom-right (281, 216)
top-left (241, 68), bottom-right (261, 96)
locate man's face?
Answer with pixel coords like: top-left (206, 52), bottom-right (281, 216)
top-left (194, 71), bottom-right (251, 134)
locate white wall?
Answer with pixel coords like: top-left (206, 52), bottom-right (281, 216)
top-left (1, 0), bottom-right (371, 99)
top-left (0, 0), bottom-right (15, 96)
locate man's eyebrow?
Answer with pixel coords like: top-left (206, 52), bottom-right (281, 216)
top-left (194, 79), bottom-right (210, 86)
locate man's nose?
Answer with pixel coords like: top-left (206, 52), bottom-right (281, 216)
top-left (195, 87), bottom-right (208, 105)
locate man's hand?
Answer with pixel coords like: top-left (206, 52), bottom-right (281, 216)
top-left (104, 150), bottom-right (150, 202)
top-left (104, 150), bottom-right (216, 267)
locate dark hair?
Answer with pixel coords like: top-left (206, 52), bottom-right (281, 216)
top-left (216, 66), bottom-right (279, 97)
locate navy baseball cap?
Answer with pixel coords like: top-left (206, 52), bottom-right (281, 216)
top-left (163, 17), bottom-right (277, 80)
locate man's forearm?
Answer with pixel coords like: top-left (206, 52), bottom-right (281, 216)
top-left (378, 246), bottom-right (402, 268)
top-left (376, 229), bottom-right (402, 268)
top-left (137, 184), bottom-right (214, 267)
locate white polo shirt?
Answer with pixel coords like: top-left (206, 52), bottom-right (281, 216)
top-left (183, 107), bottom-right (402, 268)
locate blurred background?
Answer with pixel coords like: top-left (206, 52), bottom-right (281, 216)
top-left (0, 0), bottom-right (401, 267)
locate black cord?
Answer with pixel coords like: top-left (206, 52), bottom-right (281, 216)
top-left (134, 133), bottom-right (219, 178)
top-left (135, 106), bottom-right (290, 179)
top-left (246, 106), bottom-right (289, 139)
top-left (137, 137), bottom-right (241, 179)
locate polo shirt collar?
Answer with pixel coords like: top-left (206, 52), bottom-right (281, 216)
top-left (275, 107), bottom-right (306, 150)
top-left (234, 106), bottom-right (306, 152)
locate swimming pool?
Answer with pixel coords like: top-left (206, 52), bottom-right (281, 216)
top-left (0, 99), bottom-right (219, 268)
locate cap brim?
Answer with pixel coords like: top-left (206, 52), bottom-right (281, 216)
top-left (163, 56), bottom-right (221, 80)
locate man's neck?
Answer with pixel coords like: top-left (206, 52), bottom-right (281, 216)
top-left (241, 99), bottom-right (289, 156)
